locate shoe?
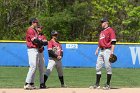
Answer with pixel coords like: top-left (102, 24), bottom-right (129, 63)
top-left (89, 84), bottom-right (100, 89)
top-left (40, 83), bottom-right (47, 89)
top-left (31, 84), bottom-right (37, 89)
top-left (24, 84), bottom-right (36, 90)
top-left (61, 84), bottom-right (67, 88)
top-left (103, 84), bottom-right (110, 90)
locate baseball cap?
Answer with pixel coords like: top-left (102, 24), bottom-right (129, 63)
top-left (101, 18), bottom-right (108, 23)
top-left (51, 30), bottom-right (58, 36)
top-left (29, 18), bottom-right (38, 25)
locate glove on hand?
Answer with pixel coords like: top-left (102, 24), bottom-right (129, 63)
top-left (109, 54), bottom-right (117, 63)
top-left (38, 47), bottom-right (44, 53)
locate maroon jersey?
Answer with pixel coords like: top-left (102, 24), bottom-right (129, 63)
top-left (98, 27), bottom-right (116, 48)
top-left (38, 33), bottom-right (47, 41)
top-left (37, 33), bottom-right (47, 53)
top-left (48, 39), bottom-right (63, 56)
top-left (26, 27), bottom-right (38, 48)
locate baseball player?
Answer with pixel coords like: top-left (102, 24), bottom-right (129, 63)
top-left (90, 18), bottom-right (116, 90)
top-left (24, 18), bottom-right (47, 90)
top-left (36, 25), bottom-right (48, 88)
top-left (44, 30), bottom-right (66, 88)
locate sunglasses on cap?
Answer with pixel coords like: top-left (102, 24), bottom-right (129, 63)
top-left (33, 21), bottom-right (38, 23)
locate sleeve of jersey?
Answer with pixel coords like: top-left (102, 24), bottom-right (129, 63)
top-left (48, 41), bottom-right (58, 58)
top-left (27, 29), bottom-right (36, 41)
top-left (42, 35), bottom-right (47, 41)
top-left (42, 36), bottom-right (48, 46)
top-left (110, 28), bottom-right (116, 42)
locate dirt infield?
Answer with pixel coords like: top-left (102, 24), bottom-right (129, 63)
top-left (0, 88), bottom-right (140, 93)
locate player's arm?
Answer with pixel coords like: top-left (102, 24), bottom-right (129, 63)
top-left (48, 49), bottom-right (62, 60)
top-left (26, 29), bottom-right (36, 42)
top-left (42, 36), bottom-right (48, 46)
top-left (32, 38), bottom-right (43, 44)
top-left (48, 49), bottom-right (58, 58)
top-left (60, 44), bottom-right (63, 57)
top-left (48, 41), bottom-right (58, 58)
top-left (110, 28), bottom-right (117, 54)
top-left (61, 51), bottom-right (63, 57)
top-left (95, 46), bottom-right (100, 56)
top-left (32, 37), bottom-right (44, 48)
top-left (27, 29), bottom-right (43, 47)
top-left (41, 40), bottom-right (48, 46)
top-left (111, 41), bottom-right (116, 54)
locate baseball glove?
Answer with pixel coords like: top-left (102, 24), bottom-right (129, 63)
top-left (38, 47), bottom-right (44, 53)
top-left (109, 54), bottom-right (117, 63)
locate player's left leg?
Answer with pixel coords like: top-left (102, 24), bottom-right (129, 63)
top-left (44, 58), bottom-right (56, 85)
top-left (104, 49), bottom-right (112, 89)
top-left (38, 53), bottom-right (46, 88)
top-left (55, 60), bottom-right (66, 87)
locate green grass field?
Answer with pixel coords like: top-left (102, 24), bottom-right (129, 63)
top-left (0, 67), bottom-right (140, 88)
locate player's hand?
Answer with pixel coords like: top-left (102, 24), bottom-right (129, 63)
top-left (110, 51), bottom-right (114, 54)
top-left (57, 56), bottom-right (62, 60)
top-left (95, 47), bottom-right (99, 56)
top-left (95, 49), bottom-right (98, 56)
top-left (38, 47), bottom-right (44, 53)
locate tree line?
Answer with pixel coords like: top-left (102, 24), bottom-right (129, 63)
top-left (0, 0), bottom-right (140, 42)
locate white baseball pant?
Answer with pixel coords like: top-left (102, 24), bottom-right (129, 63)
top-left (46, 58), bottom-right (63, 77)
top-left (25, 48), bottom-right (45, 84)
top-left (96, 49), bottom-right (112, 74)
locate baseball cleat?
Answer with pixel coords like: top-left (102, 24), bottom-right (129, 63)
top-left (89, 84), bottom-right (100, 89)
top-left (24, 84), bottom-right (36, 90)
top-left (103, 84), bottom-right (110, 90)
top-left (31, 84), bottom-right (37, 89)
top-left (61, 84), bottom-right (68, 88)
top-left (40, 83), bottom-right (47, 89)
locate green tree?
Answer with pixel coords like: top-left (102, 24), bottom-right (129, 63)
top-left (0, 0), bottom-right (140, 42)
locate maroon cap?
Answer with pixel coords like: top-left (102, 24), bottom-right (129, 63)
top-left (29, 18), bottom-right (38, 25)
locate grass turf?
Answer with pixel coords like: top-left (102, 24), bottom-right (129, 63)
top-left (0, 67), bottom-right (140, 88)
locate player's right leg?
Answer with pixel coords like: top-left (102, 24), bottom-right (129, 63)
top-left (24, 48), bottom-right (38, 90)
top-left (90, 52), bottom-right (103, 89)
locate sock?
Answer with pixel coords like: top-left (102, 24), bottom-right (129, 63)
top-left (59, 76), bottom-right (64, 85)
top-left (107, 74), bottom-right (112, 85)
top-left (96, 74), bottom-right (101, 85)
top-left (44, 74), bottom-right (48, 84)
